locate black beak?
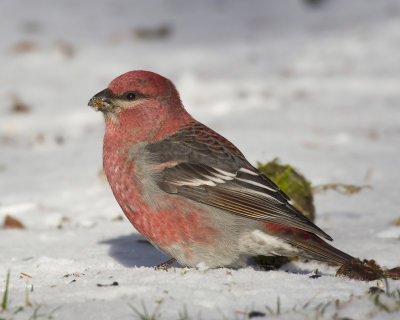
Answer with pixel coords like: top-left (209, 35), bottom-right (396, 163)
top-left (88, 88), bottom-right (115, 112)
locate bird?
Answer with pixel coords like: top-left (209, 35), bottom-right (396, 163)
top-left (88, 70), bottom-right (353, 270)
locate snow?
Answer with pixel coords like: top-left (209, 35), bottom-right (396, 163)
top-left (1, 0), bottom-right (400, 319)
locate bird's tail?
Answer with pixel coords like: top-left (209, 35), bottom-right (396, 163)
top-left (286, 237), bottom-right (353, 265)
top-left (263, 222), bottom-right (352, 265)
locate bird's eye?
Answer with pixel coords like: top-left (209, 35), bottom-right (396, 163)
top-left (126, 92), bottom-right (136, 100)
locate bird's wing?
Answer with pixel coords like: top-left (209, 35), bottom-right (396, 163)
top-left (145, 122), bottom-right (332, 241)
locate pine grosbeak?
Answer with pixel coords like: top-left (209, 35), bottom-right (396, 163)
top-left (88, 70), bottom-right (352, 269)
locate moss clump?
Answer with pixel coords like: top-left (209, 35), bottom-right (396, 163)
top-left (253, 158), bottom-right (315, 269)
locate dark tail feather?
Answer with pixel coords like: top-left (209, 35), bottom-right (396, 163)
top-left (287, 238), bottom-right (353, 265)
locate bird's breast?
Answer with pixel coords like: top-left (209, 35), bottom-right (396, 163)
top-left (103, 151), bottom-right (144, 211)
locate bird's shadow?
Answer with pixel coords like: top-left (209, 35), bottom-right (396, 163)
top-left (99, 233), bottom-right (179, 268)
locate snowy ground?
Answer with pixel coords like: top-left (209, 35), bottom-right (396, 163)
top-left (1, 0), bottom-right (400, 319)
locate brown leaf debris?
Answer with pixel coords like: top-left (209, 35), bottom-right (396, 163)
top-left (336, 258), bottom-right (400, 281)
top-left (3, 214), bottom-right (26, 229)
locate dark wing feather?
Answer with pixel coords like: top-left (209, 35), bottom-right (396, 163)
top-left (146, 122), bottom-right (333, 241)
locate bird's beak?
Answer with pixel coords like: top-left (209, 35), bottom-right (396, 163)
top-left (88, 88), bottom-right (115, 113)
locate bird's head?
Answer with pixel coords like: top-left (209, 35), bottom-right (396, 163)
top-left (88, 70), bottom-right (188, 126)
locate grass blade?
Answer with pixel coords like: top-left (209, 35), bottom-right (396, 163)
top-left (1, 270), bottom-right (11, 312)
